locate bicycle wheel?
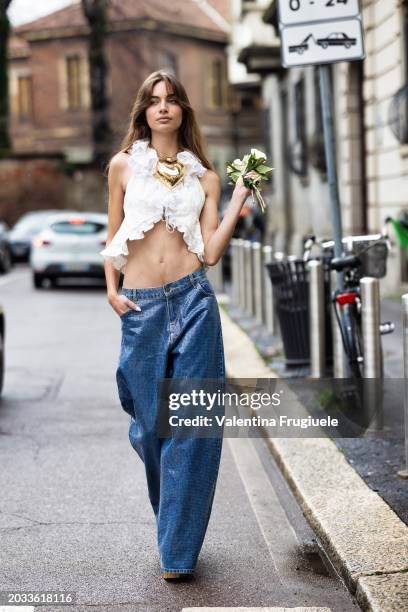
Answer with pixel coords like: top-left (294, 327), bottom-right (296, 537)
top-left (340, 303), bottom-right (364, 378)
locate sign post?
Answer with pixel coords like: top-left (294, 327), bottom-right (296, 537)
top-left (319, 63), bottom-right (344, 289)
top-left (277, 0), bottom-right (365, 291)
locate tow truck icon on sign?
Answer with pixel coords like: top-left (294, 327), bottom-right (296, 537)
top-left (289, 32), bottom-right (357, 54)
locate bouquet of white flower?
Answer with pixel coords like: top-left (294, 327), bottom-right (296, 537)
top-left (226, 148), bottom-right (274, 213)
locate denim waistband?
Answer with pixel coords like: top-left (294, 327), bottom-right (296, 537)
top-left (121, 265), bottom-right (207, 300)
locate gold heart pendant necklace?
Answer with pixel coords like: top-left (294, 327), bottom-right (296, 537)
top-left (154, 157), bottom-right (185, 189)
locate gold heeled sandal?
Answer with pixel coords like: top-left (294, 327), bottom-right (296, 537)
top-left (162, 570), bottom-right (193, 581)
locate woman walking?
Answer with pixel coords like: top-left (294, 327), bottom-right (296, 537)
top-left (101, 70), bottom-right (259, 581)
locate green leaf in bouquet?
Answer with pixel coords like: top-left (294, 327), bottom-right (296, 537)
top-left (229, 171), bottom-right (241, 182)
top-left (255, 164), bottom-right (274, 174)
top-left (227, 162), bottom-right (244, 174)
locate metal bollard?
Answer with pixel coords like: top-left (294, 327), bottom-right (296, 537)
top-left (308, 260), bottom-right (326, 378)
top-left (243, 240), bottom-right (253, 316)
top-left (274, 252), bottom-right (285, 261)
top-left (398, 294), bottom-right (408, 479)
top-left (361, 277), bottom-right (384, 434)
top-left (242, 240), bottom-right (249, 312)
top-left (237, 239), bottom-right (246, 311)
top-left (214, 257), bottom-right (223, 292)
top-left (361, 277), bottom-right (381, 378)
top-left (207, 259), bottom-right (222, 293)
top-left (252, 242), bottom-right (263, 324)
top-left (330, 270), bottom-right (348, 378)
top-left (262, 245), bottom-right (274, 334)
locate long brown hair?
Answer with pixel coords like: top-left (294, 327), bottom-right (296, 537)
top-left (105, 71), bottom-right (214, 174)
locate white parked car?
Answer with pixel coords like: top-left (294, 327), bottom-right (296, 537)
top-left (30, 212), bottom-right (108, 289)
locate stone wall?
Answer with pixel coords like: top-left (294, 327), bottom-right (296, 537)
top-left (0, 156), bottom-right (108, 226)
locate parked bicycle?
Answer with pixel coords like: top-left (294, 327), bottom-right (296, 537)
top-left (302, 218), bottom-right (397, 378)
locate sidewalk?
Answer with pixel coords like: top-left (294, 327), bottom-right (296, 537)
top-left (222, 292), bottom-right (408, 526)
top-left (218, 297), bottom-right (408, 612)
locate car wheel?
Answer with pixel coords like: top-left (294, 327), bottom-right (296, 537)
top-left (33, 273), bottom-right (45, 289)
top-left (345, 43), bottom-right (351, 49)
top-left (322, 43), bottom-right (328, 49)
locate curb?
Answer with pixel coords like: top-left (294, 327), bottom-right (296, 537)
top-left (219, 306), bottom-right (408, 612)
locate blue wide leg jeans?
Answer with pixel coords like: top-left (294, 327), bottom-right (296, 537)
top-left (116, 266), bottom-right (225, 573)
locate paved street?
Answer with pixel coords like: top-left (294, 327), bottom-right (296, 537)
top-left (0, 266), bottom-right (359, 611)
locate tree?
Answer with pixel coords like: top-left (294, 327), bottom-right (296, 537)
top-left (0, 0), bottom-right (12, 154)
top-left (81, 0), bottom-right (112, 167)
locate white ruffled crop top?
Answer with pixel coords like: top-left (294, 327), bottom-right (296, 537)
top-left (100, 138), bottom-right (208, 272)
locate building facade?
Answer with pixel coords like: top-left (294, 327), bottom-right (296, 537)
top-left (227, 0), bottom-right (279, 242)
top-left (7, 0), bottom-right (244, 185)
top-left (233, 0), bottom-right (408, 293)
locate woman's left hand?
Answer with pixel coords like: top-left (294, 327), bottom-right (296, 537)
top-left (233, 171), bottom-right (261, 201)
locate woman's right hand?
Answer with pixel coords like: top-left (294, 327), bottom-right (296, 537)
top-left (108, 293), bottom-right (141, 317)
top-left (233, 171), bottom-right (261, 201)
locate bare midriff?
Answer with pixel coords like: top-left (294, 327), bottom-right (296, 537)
top-left (121, 159), bottom-right (203, 289)
top-left (123, 223), bottom-right (203, 288)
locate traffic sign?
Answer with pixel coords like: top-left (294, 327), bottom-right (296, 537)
top-left (280, 17), bottom-right (365, 67)
top-left (278, 0), bottom-right (361, 27)
top-left (277, 2), bottom-right (365, 293)
top-left (277, 0), bottom-right (365, 67)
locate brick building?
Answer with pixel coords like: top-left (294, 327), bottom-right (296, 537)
top-left (7, 0), bottom-right (253, 180)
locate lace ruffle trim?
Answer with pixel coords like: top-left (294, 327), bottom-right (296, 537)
top-left (100, 216), bottom-right (205, 272)
top-left (127, 139), bottom-right (207, 178)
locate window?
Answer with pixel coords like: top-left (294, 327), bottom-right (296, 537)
top-left (158, 50), bottom-right (178, 77)
top-left (206, 57), bottom-right (228, 109)
top-left (389, 2), bottom-right (408, 143)
top-left (294, 77), bottom-right (306, 143)
top-left (12, 212), bottom-right (55, 238)
top-left (51, 220), bottom-right (106, 235)
top-left (289, 76), bottom-right (308, 176)
top-left (314, 67), bottom-right (323, 134)
top-left (241, 95), bottom-right (257, 110)
top-left (211, 58), bottom-right (223, 107)
top-left (262, 104), bottom-right (274, 189)
top-left (17, 75), bottom-right (33, 120)
top-left (310, 66), bottom-right (335, 176)
top-left (66, 55), bottom-right (82, 110)
top-left (59, 53), bottom-right (90, 111)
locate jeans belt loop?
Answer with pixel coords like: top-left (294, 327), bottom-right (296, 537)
top-left (189, 274), bottom-right (198, 289)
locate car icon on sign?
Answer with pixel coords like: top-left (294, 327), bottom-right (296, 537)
top-left (316, 32), bottom-right (357, 49)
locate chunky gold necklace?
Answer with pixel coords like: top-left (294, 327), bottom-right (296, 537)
top-left (154, 154), bottom-right (185, 189)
